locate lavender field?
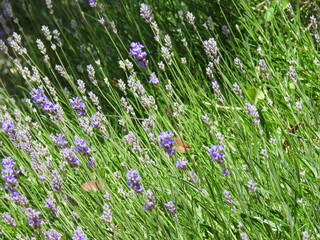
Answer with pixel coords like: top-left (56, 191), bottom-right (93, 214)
top-left (0, 0), bottom-right (319, 239)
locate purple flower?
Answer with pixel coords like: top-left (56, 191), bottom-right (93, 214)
top-left (126, 170), bottom-right (143, 193)
top-left (100, 203), bottom-right (112, 223)
top-left (74, 137), bottom-right (91, 157)
top-left (1, 157), bottom-right (19, 192)
top-left (176, 160), bottom-right (187, 171)
top-left (129, 42), bottom-right (148, 68)
top-left (208, 145), bottom-right (225, 164)
top-left (140, 3), bottom-right (153, 22)
top-left (2, 120), bottom-right (17, 142)
top-left (44, 228), bottom-right (62, 240)
top-left (159, 131), bottom-right (175, 155)
top-left (51, 170), bottom-right (63, 193)
top-left (143, 189), bottom-right (156, 211)
top-left (149, 72), bottom-right (159, 85)
top-left (88, 0), bottom-right (97, 7)
top-left (44, 196), bottom-right (59, 217)
top-left (87, 157), bottom-right (96, 168)
top-left (72, 227), bottom-right (87, 240)
top-left (30, 88), bottom-right (60, 119)
top-left (60, 148), bottom-right (79, 168)
top-left (222, 169), bottom-right (229, 176)
top-left (53, 133), bottom-right (68, 149)
top-left (2, 213), bottom-right (16, 227)
top-left (23, 208), bottom-right (44, 230)
top-left (70, 97), bottom-right (87, 117)
top-left (9, 191), bottom-right (29, 207)
top-left (164, 201), bottom-right (177, 220)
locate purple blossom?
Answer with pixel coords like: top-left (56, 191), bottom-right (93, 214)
top-left (1, 157), bottom-right (19, 192)
top-left (44, 196), bottom-right (59, 217)
top-left (50, 170), bottom-right (63, 193)
top-left (149, 72), bottom-right (159, 85)
top-left (2, 120), bottom-right (17, 142)
top-left (87, 157), bottom-right (96, 168)
top-left (8, 191), bottom-right (29, 207)
top-left (126, 170), bottom-right (143, 193)
top-left (222, 169), bottom-right (229, 176)
top-left (44, 228), bottom-right (62, 240)
top-left (60, 148), bottom-right (79, 168)
top-left (159, 131), bottom-right (175, 155)
top-left (176, 160), bottom-right (187, 171)
top-left (53, 133), bottom-right (68, 149)
top-left (74, 137), bottom-right (91, 157)
top-left (88, 0), bottom-right (97, 8)
top-left (143, 189), bottom-right (157, 211)
top-left (72, 227), bottom-right (87, 240)
top-left (100, 204), bottom-right (112, 223)
top-left (2, 213), bottom-right (16, 227)
top-left (69, 97), bottom-right (87, 117)
top-left (164, 201), bottom-right (177, 220)
top-left (208, 145), bottom-right (225, 164)
top-left (30, 88), bottom-right (60, 119)
top-left (129, 42), bottom-right (148, 68)
top-left (140, 3), bottom-right (153, 22)
top-left (23, 208), bottom-right (44, 230)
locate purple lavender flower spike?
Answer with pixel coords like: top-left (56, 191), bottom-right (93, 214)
top-left (44, 196), bottom-right (59, 217)
top-left (140, 3), bottom-right (153, 23)
top-left (30, 88), bottom-right (60, 119)
top-left (70, 97), bottom-right (87, 117)
top-left (44, 228), bottom-right (62, 240)
top-left (88, 0), bottom-right (97, 8)
top-left (164, 201), bottom-right (177, 220)
top-left (60, 148), bottom-right (79, 168)
top-left (176, 160), bottom-right (187, 171)
top-left (222, 169), bottom-right (229, 176)
top-left (143, 189), bottom-right (157, 211)
top-left (1, 156), bottom-right (19, 192)
top-left (72, 227), bottom-right (87, 240)
top-left (149, 72), bottom-right (159, 85)
top-left (53, 133), bottom-right (68, 149)
top-left (129, 42), bottom-right (148, 68)
top-left (87, 157), bottom-right (96, 168)
top-left (23, 208), bottom-right (44, 230)
top-left (208, 145), bottom-right (225, 164)
top-left (74, 137), bottom-right (91, 157)
top-left (126, 169), bottom-right (143, 194)
top-left (2, 213), bottom-right (16, 227)
top-left (159, 131), bottom-right (175, 156)
top-left (2, 120), bottom-right (17, 142)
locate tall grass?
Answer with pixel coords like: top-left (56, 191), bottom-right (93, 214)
top-left (0, 0), bottom-right (319, 239)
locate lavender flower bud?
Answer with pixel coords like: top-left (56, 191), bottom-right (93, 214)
top-left (208, 145), bottom-right (225, 164)
top-left (159, 131), bottom-right (175, 156)
top-left (164, 201), bottom-right (177, 219)
top-left (72, 227), bottom-right (87, 240)
top-left (129, 42), bottom-right (148, 68)
top-left (69, 97), bottom-right (87, 117)
top-left (52, 133), bottom-right (68, 149)
top-left (60, 148), bottom-right (79, 168)
top-left (100, 203), bottom-right (113, 223)
top-left (50, 170), bottom-right (63, 193)
top-left (126, 170), bottom-right (143, 194)
top-left (140, 3), bottom-right (153, 23)
top-left (44, 228), bottom-right (62, 240)
top-left (247, 180), bottom-right (257, 194)
top-left (244, 103), bottom-right (260, 126)
top-left (74, 137), bottom-right (91, 157)
top-left (2, 213), bottom-right (16, 227)
top-left (223, 190), bottom-right (233, 206)
top-left (176, 160), bottom-right (187, 171)
top-left (23, 208), bottom-right (44, 230)
top-left (149, 72), bottom-right (159, 85)
top-left (44, 195), bottom-right (59, 217)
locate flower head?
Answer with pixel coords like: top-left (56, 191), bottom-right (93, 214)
top-left (126, 170), bottom-right (143, 193)
top-left (129, 42), bottom-right (148, 68)
top-left (70, 97), bottom-right (87, 116)
top-left (208, 145), bottom-right (225, 164)
top-left (74, 137), bottom-right (91, 157)
top-left (159, 131), bottom-right (175, 155)
top-left (23, 208), bottom-right (44, 230)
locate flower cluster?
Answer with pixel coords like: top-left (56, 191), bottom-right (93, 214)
top-left (44, 195), bottom-right (59, 217)
top-left (2, 212), bottom-right (16, 227)
top-left (72, 227), bottom-right (87, 240)
top-left (100, 203), bottom-right (113, 223)
top-left (1, 157), bottom-right (19, 192)
top-left (23, 208), bottom-right (44, 230)
top-left (159, 131), bottom-right (175, 155)
top-left (74, 137), bottom-right (91, 157)
top-left (244, 103), bottom-right (260, 126)
top-left (143, 189), bottom-right (157, 211)
top-left (129, 42), bottom-right (148, 68)
top-left (2, 120), bottom-right (17, 142)
top-left (44, 228), bottom-right (62, 240)
top-left (30, 88), bottom-right (60, 119)
top-left (208, 145), bottom-right (225, 164)
top-left (70, 97), bottom-right (87, 117)
top-left (176, 160), bottom-right (187, 171)
top-left (52, 133), bottom-right (68, 149)
top-left (140, 3), bottom-right (153, 23)
top-left (60, 148), bottom-right (79, 168)
top-left (126, 170), bottom-right (143, 193)
top-left (164, 201), bottom-right (177, 220)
